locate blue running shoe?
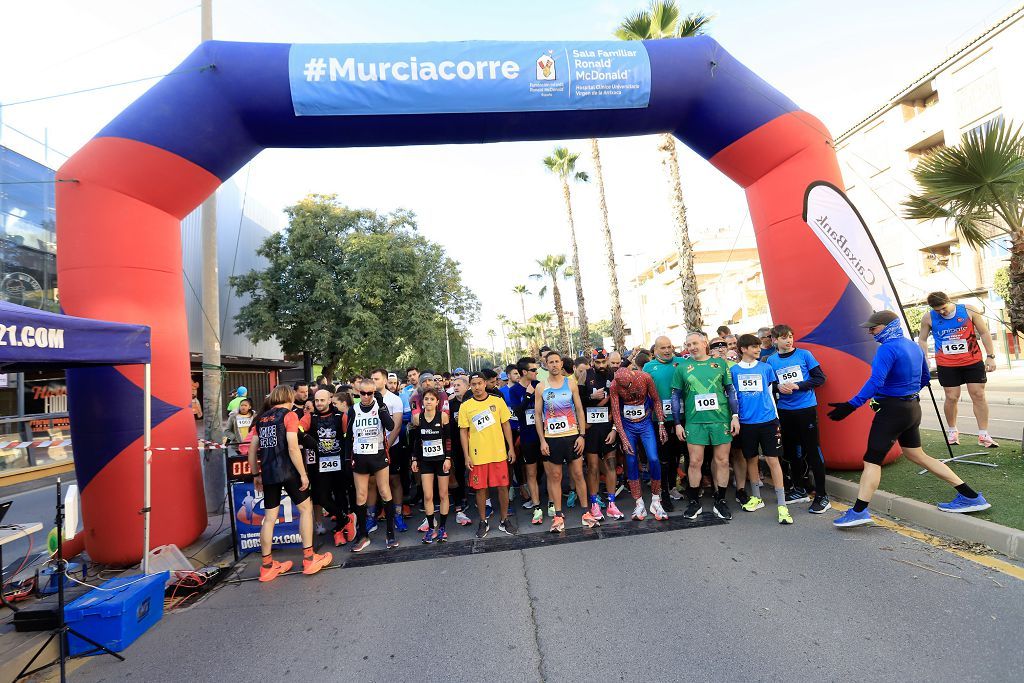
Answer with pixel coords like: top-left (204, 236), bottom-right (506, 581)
top-left (937, 492), bottom-right (991, 514)
top-left (566, 491), bottom-right (578, 508)
top-left (833, 507), bottom-right (872, 528)
top-left (485, 499), bottom-right (493, 519)
top-left (394, 514), bottom-right (408, 532)
top-left (366, 517), bottom-right (379, 534)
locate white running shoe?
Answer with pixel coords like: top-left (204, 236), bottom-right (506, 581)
top-left (668, 486), bottom-right (683, 501)
top-left (456, 510), bottom-right (472, 526)
top-left (649, 495), bottom-right (668, 521)
top-left (946, 428), bottom-right (960, 445)
top-left (632, 499), bottom-right (647, 521)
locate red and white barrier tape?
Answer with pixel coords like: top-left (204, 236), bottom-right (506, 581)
top-left (0, 439), bottom-right (230, 451)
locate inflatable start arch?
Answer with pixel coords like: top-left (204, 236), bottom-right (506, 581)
top-left (57, 37), bottom-right (892, 564)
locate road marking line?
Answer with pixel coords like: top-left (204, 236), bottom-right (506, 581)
top-left (832, 502), bottom-right (1024, 582)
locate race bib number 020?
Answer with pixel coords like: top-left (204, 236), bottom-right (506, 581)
top-left (941, 339), bottom-right (968, 355)
top-left (546, 416), bottom-right (571, 435)
top-left (737, 374), bottom-right (763, 392)
top-left (694, 394), bottom-right (719, 411)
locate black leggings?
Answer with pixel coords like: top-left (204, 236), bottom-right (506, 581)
top-left (658, 424), bottom-right (683, 490)
top-left (778, 407), bottom-right (827, 496)
top-left (314, 465), bottom-right (355, 527)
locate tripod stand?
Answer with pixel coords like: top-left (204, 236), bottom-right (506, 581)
top-left (16, 478), bottom-right (124, 682)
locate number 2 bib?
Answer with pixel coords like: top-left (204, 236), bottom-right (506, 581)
top-left (694, 393), bottom-right (719, 411)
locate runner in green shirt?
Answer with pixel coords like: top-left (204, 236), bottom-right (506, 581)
top-left (671, 332), bottom-right (739, 521)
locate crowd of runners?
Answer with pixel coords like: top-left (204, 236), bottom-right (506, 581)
top-left (228, 290), bottom-right (997, 582)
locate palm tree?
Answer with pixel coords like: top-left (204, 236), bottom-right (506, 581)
top-left (590, 138), bottom-right (627, 350)
top-left (903, 118), bottom-right (1024, 333)
top-left (543, 147), bottom-right (592, 353)
top-left (530, 313), bottom-right (555, 347)
top-left (512, 284), bottom-right (531, 325)
top-left (518, 322), bottom-right (541, 355)
top-left (487, 329), bottom-right (498, 366)
top-left (616, 1), bottom-right (713, 332)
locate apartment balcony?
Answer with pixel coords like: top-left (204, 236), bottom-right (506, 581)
top-left (903, 104), bottom-right (945, 152)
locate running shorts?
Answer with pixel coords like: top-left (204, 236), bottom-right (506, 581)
top-left (738, 419), bottom-right (782, 459)
top-left (936, 361), bottom-right (986, 387)
top-left (685, 421), bottom-right (732, 446)
top-left (468, 460), bottom-right (509, 490)
top-left (262, 476), bottom-right (310, 510)
top-left (388, 442), bottom-right (410, 475)
top-left (519, 440), bottom-right (542, 466)
top-left (417, 458), bottom-right (451, 477)
top-left (584, 422), bottom-right (616, 455)
top-left (544, 435), bottom-right (582, 465)
top-left (864, 397), bottom-right (922, 464)
top-left (353, 449), bottom-right (390, 475)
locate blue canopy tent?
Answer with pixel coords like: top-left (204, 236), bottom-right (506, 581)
top-left (0, 300), bottom-right (157, 571)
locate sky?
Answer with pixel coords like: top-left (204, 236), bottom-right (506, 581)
top-left (0, 0), bottom-right (1018, 348)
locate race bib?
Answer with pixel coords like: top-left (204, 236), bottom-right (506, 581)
top-left (777, 366), bottom-right (804, 384)
top-left (422, 439), bottom-right (444, 458)
top-left (661, 399), bottom-right (672, 416)
top-left (354, 439), bottom-right (377, 454)
top-left (472, 409), bottom-right (495, 432)
top-left (941, 339), bottom-right (969, 355)
top-left (737, 374), bottom-right (763, 392)
top-left (623, 403), bottom-right (646, 420)
top-left (545, 415), bottom-right (572, 435)
top-left (694, 393), bottom-right (719, 411)
top-left (304, 449), bottom-right (316, 465)
top-left (586, 407), bottom-right (609, 424)
top-left (524, 409), bottom-right (536, 426)
top-left (318, 455), bottom-right (341, 472)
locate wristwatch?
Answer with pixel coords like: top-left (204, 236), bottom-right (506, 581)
top-left (986, 354), bottom-right (996, 359)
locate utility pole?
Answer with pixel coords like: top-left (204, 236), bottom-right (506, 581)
top-left (444, 318), bottom-right (452, 372)
top-left (199, 0), bottom-right (224, 513)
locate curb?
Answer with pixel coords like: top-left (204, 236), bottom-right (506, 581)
top-left (825, 475), bottom-right (1024, 560)
top-left (955, 394), bottom-right (1024, 407)
top-left (184, 513), bottom-right (234, 566)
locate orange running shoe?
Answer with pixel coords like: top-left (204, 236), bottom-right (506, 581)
top-left (303, 551), bottom-right (332, 576)
top-left (333, 530), bottom-right (347, 547)
top-left (549, 515), bottom-right (565, 533)
top-left (343, 513), bottom-right (357, 542)
top-left (258, 559), bottom-right (293, 582)
top-left (582, 511), bottom-right (600, 528)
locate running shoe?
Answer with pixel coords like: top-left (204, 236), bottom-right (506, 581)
top-left (258, 559), bottom-right (292, 582)
top-left (417, 518), bottom-right (429, 532)
top-left (649, 497), bottom-right (668, 521)
top-left (532, 508), bottom-right (544, 525)
top-left (547, 501), bottom-right (556, 518)
top-left (333, 530), bottom-right (347, 547)
top-left (550, 515), bottom-right (565, 533)
top-left (485, 499), bottom-right (493, 519)
top-left (946, 428), bottom-right (960, 445)
top-left (668, 486), bottom-right (684, 501)
top-left (422, 529), bottom-right (435, 544)
top-left (582, 511), bottom-right (599, 528)
top-left (978, 434), bottom-right (999, 449)
top-left (712, 498), bottom-right (732, 520)
top-left (785, 488), bottom-right (810, 504)
top-left (937, 492), bottom-right (991, 513)
top-left (456, 510), bottom-right (473, 526)
top-left (522, 499), bottom-right (536, 510)
top-left (661, 495), bottom-right (674, 512)
top-left (631, 499), bottom-right (646, 521)
top-left (833, 507), bottom-right (872, 528)
top-left (682, 500), bottom-right (702, 519)
top-left (741, 496), bottom-right (764, 512)
top-left (498, 517), bottom-right (518, 536)
top-left (606, 501), bottom-right (625, 520)
top-left (343, 513), bottom-right (356, 543)
top-left (394, 515), bottom-right (408, 533)
top-left (589, 501), bottom-right (604, 521)
top-left (777, 506), bottom-right (793, 525)
top-left (302, 551), bottom-right (332, 576)
top-left (436, 526), bottom-right (448, 542)
top-left (809, 496), bottom-right (832, 514)
top-left (366, 518), bottom-right (379, 534)
top-left (386, 536), bottom-right (400, 549)
top-left (567, 491), bottom-right (578, 508)
top-left (476, 520), bottom-right (489, 539)
top-left (351, 537), bottom-right (371, 553)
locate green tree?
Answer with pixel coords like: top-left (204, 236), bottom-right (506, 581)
top-left (543, 146), bottom-right (592, 353)
top-left (902, 305), bottom-right (928, 337)
top-left (994, 266), bottom-right (1011, 303)
top-left (231, 194), bottom-right (479, 377)
top-left (903, 119), bottom-right (1024, 333)
top-left (616, 0), bottom-right (713, 332)
top-left (531, 255), bottom-right (571, 351)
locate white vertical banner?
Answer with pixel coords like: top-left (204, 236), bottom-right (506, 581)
top-left (802, 181), bottom-right (907, 332)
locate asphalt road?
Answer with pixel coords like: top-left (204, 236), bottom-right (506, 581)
top-left (73, 498), bottom-right (1024, 682)
top-left (920, 399), bottom-right (1023, 442)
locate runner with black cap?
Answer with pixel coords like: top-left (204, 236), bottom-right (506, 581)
top-left (828, 310), bottom-right (992, 528)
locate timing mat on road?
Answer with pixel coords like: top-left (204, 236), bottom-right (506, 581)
top-left (341, 514), bottom-right (728, 569)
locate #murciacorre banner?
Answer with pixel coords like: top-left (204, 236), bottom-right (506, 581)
top-left (802, 181), bottom-right (907, 332)
top-left (288, 40), bottom-right (652, 116)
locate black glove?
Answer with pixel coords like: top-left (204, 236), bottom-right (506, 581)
top-left (827, 401), bottom-right (856, 421)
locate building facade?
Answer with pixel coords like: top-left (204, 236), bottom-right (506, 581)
top-left (834, 6), bottom-right (1023, 360)
top-left (0, 140), bottom-right (288, 475)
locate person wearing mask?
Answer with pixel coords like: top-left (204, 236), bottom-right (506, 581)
top-left (610, 360), bottom-right (668, 521)
top-left (642, 336), bottom-right (686, 511)
top-left (248, 384), bottom-right (332, 581)
top-left (828, 311), bottom-right (991, 527)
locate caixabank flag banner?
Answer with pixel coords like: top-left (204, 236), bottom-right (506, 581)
top-left (288, 41), bottom-right (652, 116)
top-left (230, 483), bottom-right (302, 555)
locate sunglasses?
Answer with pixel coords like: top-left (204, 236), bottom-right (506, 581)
top-left (526, 367), bottom-right (538, 372)
top-left (359, 390), bottom-right (375, 396)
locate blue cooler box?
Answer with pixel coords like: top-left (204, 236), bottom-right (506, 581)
top-left (65, 571), bottom-right (169, 656)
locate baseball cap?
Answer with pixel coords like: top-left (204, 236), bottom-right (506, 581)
top-left (453, 367), bottom-right (466, 375)
top-left (498, 371), bottom-right (508, 381)
top-left (860, 310), bottom-right (899, 328)
top-left (419, 372), bottom-right (435, 382)
top-left (591, 349), bottom-right (607, 360)
top-left (387, 372), bottom-right (398, 381)
top-left (236, 386), bottom-right (247, 396)
top-left (709, 339), bottom-right (727, 349)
